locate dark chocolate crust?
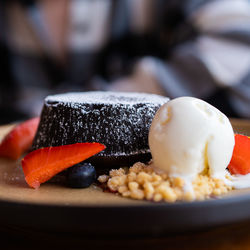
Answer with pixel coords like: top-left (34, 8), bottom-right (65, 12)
top-left (32, 92), bottom-right (168, 167)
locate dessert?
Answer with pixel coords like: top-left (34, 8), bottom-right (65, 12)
top-left (98, 162), bottom-right (231, 202)
top-left (149, 96), bottom-right (235, 180)
top-left (0, 117), bottom-right (40, 160)
top-left (98, 97), bottom-right (249, 202)
top-left (22, 142), bottom-right (105, 188)
top-left (1, 92), bottom-right (250, 203)
top-left (228, 134), bottom-right (250, 175)
top-left (32, 91), bottom-right (168, 168)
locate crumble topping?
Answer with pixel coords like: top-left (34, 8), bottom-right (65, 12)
top-left (98, 162), bottom-right (232, 202)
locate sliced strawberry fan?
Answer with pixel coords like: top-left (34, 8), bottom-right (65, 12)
top-left (22, 143), bottom-right (106, 189)
top-left (228, 134), bottom-right (250, 175)
top-left (0, 117), bottom-right (40, 160)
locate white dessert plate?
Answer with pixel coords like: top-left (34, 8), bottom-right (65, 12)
top-left (0, 119), bottom-right (250, 237)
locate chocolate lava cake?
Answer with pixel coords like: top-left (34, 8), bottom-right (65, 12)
top-left (32, 91), bottom-right (168, 169)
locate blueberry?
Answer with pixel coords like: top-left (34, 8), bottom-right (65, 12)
top-left (67, 163), bottom-right (96, 188)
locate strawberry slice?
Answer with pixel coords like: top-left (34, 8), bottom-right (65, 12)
top-left (0, 117), bottom-right (40, 160)
top-left (228, 134), bottom-right (250, 175)
top-left (22, 143), bottom-right (105, 188)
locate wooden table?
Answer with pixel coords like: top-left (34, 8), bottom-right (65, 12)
top-left (0, 220), bottom-right (250, 250)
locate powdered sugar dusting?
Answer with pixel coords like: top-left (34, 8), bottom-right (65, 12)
top-left (33, 91), bottom-right (169, 165)
top-left (45, 91), bottom-right (168, 106)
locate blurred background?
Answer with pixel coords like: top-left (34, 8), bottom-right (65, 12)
top-left (0, 0), bottom-right (250, 125)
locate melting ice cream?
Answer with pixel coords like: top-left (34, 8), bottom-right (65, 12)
top-left (149, 97), bottom-right (235, 181)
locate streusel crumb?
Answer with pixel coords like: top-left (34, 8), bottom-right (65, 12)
top-left (98, 162), bottom-right (232, 202)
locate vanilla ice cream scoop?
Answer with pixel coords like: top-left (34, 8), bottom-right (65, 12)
top-left (149, 97), bottom-right (235, 180)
